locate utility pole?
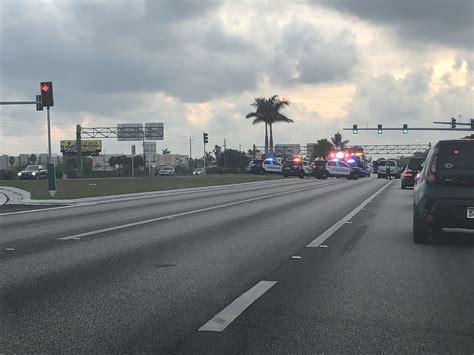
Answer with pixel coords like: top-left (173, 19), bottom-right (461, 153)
top-left (223, 139), bottom-right (227, 168)
top-left (189, 137), bottom-right (194, 170)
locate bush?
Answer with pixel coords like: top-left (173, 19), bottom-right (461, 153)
top-left (0, 169), bottom-right (17, 180)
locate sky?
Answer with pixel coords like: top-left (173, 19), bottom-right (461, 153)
top-left (1, 0), bottom-right (473, 157)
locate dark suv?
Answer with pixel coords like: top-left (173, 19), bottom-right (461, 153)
top-left (282, 158), bottom-right (311, 178)
top-left (401, 157), bottom-right (424, 189)
top-left (311, 160), bottom-right (328, 179)
top-left (413, 139), bottom-right (474, 243)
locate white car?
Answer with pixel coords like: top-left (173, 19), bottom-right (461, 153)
top-left (157, 166), bottom-right (175, 176)
top-left (326, 160), bottom-right (358, 180)
top-left (261, 158), bottom-right (283, 174)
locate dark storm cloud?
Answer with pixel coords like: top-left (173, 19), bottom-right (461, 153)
top-left (270, 22), bottom-right (359, 85)
top-left (1, 0), bottom-right (263, 106)
top-left (312, 0), bottom-right (474, 50)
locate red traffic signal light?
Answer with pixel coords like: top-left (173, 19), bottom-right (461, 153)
top-left (40, 81), bottom-right (54, 107)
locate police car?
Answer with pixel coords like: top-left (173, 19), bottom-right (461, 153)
top-left (261, 158), bottom-right (283, 174)
top-left (315, 159), bottom-right (359, 180)
top-left (282, 157), bottom-right (311, 178)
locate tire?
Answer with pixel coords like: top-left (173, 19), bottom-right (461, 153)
top-left (401, 183), bottom-right (406, 189)
top-left (282, 174), bottom-right (289, 178)
top-left (413, 210), bottom-right (429, 243)
top-left (298, 173), bottom-right (305, 179)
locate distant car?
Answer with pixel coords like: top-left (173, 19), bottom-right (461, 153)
top-left (413, 139), bottom-right (474, 243)
top-left (156, 166), bottom-right (175, 176)
top-left (193, 168), bottom-right (205, 175)
top-left (324, 160), bottom-right (359, 180)
top-left (282, 158), bottom-right (311, 178)
top-left (311, 160), bottom-right (328, 179)
top-left (401, 157), bottom-right (424, 189)
top-left (17, 165), bottom-right (47, 180)
top-left (377, 160), bottom-right (400, 178)
top-left (247, 159), bottom-right (264, 174)
top-left (261, 158), bottom-right (282, 174)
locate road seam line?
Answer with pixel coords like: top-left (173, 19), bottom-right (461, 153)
top-left (306, 181), bottom-right (392, 248)
top-left (57, 181), bottom-right (343, 240)
top-left (198, 281), bottom-right (277, 332)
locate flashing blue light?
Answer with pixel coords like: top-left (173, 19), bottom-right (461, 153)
top-left (347, 159), bottom-right (355, 163)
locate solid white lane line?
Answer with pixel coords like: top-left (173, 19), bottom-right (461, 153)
top-left (58, 181), bottom-right (341, 240)
top-left (199, 281), bottom-right (277, 332)
top-left (306, 181), bottom-right (392, 248)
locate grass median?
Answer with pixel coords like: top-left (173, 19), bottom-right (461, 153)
top-left (0, 174), bottom-right (280, 200)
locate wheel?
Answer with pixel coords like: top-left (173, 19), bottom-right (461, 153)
top-left (413, 210), bottom-right (429, 243)
top-left (321, 172), bottom-right (328, 180)
top-left (298, 173), bottom-right (305, 179)
top-left (401, 183), bottom-right (406, 189)
top-left (282, 174), bottom-right (289, 178)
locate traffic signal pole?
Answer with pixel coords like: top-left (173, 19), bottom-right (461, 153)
top-left (47, 106), bottom-right (52, 164)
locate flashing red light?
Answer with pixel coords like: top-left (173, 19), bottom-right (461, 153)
top-left (403, 172), bottom-right (413, 177)
top-left (41, 84), bottom-right (50, 92)
top-left (424, 212), bottom-right (434, 223)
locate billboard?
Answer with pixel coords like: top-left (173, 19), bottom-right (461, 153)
top-left (117, 123), bottom-right (143, 141)
top-left (60, 140), bottom-right (102, 156)
top-left (145, 122), bottom-right (164, 140)
top-left (274, 144), bottom-right (301, 158)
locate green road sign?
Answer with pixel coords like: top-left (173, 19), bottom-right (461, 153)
top-left (47, 163), bottom-right (56, 197)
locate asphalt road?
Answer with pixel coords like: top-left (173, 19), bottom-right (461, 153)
top-left (1, 177), bottom-right (473, 353)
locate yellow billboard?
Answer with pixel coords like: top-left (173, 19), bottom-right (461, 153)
top-left (60, 140), bottom-right (102, 155)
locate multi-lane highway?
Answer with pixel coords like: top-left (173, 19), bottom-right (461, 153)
top-left (1, 177), bottom-right (473, 353)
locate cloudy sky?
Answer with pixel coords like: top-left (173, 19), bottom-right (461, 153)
top-left (1, 0), bottom-right (473, 157)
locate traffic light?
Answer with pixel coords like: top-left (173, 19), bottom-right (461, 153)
top-left (352, 124), bottom-right (358, 134)
top-left (403, 124), bottom-right (408, 134)
top-left (451, 117), bottom-right (456, 129)
top-left (203, 132), bottom-right (208, 144)
top-left (470, 119), bottom-right (474, 130)
top-left (377, 124), bottom-right (383, 134)
top-left (40, 81), bottom-right (54, 107)
top-left (36, 94), bottom-right (43, 111)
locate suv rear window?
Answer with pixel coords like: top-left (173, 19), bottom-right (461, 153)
top-left (407, 158), bottom-right (424, 170)
top-left (434, 141), bottom-right (474, 187)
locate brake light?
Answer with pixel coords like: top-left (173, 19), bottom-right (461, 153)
top-left (403, 172), bottom-right (413, 177)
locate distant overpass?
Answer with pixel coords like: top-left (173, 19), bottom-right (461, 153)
top-left (254, 144), bottom-right (431, 157)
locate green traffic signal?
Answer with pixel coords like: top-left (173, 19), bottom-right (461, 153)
top-left (352, 124), bottom-right (358, 134)
top-left (377, 124), bottom-right (383, 134)
top-left (403, 124), bottom-right (408, 134)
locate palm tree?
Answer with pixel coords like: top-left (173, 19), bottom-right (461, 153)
top-left (267, 95), bottom-right (292, 153)
top-left (331, 132), bottom-right (349, 150)
top-left (29, 154), bottom-right (37, 164)
top-left (246, 97), bottom-right (270, 154)
top-left (312, 139), bottom-right (334, 159)
top-left (245, 95), bottom-right (293, 155)
top-left (162, 148), bottom-right (170, 154)
top-left (8, 156), bottom-right (15, 169)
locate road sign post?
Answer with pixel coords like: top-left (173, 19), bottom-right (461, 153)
top-left (47, 164), bottom-right (56, 197)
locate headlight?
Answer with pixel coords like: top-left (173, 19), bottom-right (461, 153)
top-left (32, 172), bottom-right (36, 176)
top-left (17, 172), bottom-right (22, 176)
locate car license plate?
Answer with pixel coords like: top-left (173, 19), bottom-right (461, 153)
top-left (468, 207), bottom-right (474, 219)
